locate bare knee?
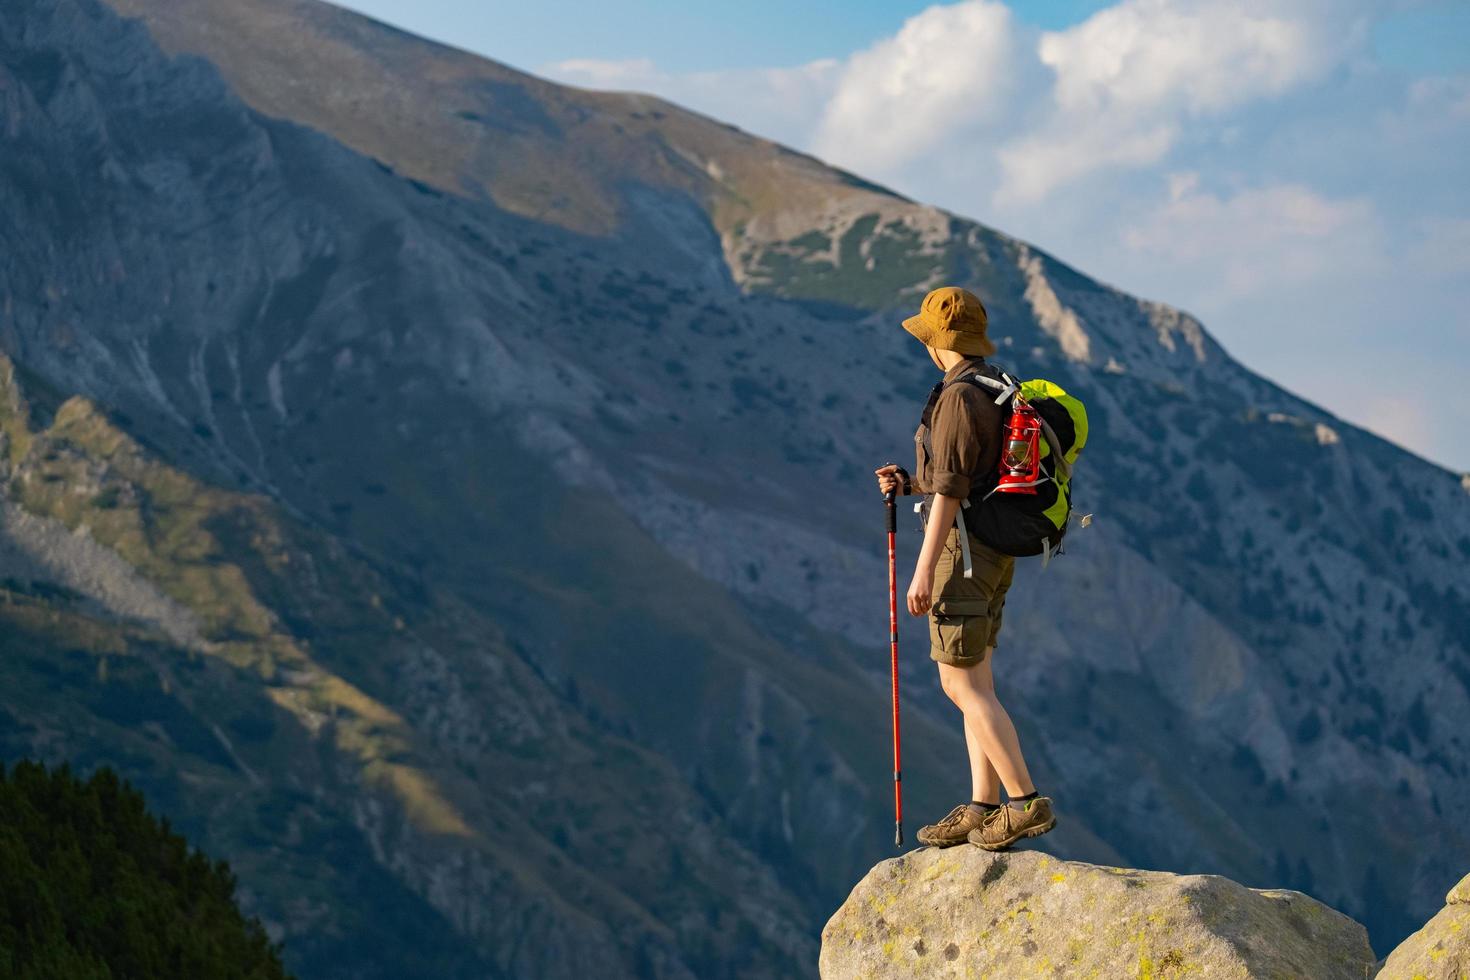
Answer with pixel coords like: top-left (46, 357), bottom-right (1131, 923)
top-left (952, 681), bottom-right (1002, 717)
top-left (939, 663), bottom-right (992, 706)
top-left (939, 668), bottom-right (963, 704)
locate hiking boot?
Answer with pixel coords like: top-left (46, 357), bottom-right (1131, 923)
top-left (967, 797), bottom-right (1056, 851)
top-left (916, 804), bottom-right (994, 848)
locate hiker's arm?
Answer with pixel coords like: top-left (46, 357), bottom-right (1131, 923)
top-left (907, 392), bottom-right (981, 615)
top-left (907, 493), bottom-right (960, 617)
top-left (926, 391), bottom-right (982, 500)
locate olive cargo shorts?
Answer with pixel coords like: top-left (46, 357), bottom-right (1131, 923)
top-left (929, 526), bottom-right (1015, 668)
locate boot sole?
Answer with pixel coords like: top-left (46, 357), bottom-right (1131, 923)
top-left (916, 834), bottom-right (970, 849)
top-left (970, 814), bottom-right (1057, 851)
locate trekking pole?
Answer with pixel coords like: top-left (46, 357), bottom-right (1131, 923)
top-left (884, 488), bottom-right (904, 847)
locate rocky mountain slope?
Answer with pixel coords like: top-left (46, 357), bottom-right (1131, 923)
top-left (2, 0), bottom-right (1468, 974)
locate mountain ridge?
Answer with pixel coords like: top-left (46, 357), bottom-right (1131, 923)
top-left (103, 0), bottom-right (905, 246)
top-left (2, 0), bottom-right (1468, 975)
top-left (105, 0), bottom-right (1469, 486)
top-left (107, 0), bottom-right (1470, 474)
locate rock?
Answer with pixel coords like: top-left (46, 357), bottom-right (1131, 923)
top-left (1377, 871), bottom-right (1470, 979)
top-left (820, 847), bottom-right (1375, 979)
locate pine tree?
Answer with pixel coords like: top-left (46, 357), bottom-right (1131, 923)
top-left (0, 760), bottom-right (290, 979)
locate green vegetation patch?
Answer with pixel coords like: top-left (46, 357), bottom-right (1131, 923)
top-left (739, 213), bottom-right (949, 310)
top-left (0, 760), bottom-right (289, 979)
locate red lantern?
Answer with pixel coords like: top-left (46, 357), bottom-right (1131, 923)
top-left (997, 399), bottom-right (1042, 494)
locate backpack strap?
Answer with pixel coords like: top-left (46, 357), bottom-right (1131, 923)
top-left (954, 368), bottom-right (1017, 406)
top-left (956, 503), bottom-right (976, 580)
top-left (1037, 414), bottom-right (1071, 483)
top-left (919, 366), bottom-right (1013, 468)
top-left (916, 497), bottom-right (979, 580)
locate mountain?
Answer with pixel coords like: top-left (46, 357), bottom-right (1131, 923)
top-left (1, 0), bottom-right (1467, 975)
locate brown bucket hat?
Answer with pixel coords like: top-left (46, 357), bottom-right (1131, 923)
top-left (902, 286), bottom-right (996, 356)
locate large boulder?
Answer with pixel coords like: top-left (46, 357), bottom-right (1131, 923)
top-left (821, 847), bottom-right (1375, 979)
top-left (1378, 872), bottom-right (1470, 979)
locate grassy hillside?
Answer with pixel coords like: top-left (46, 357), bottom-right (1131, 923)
top-left (0, 337), bottom-right (990, 976)
top-left (104, 0), bottom-right (890, 242)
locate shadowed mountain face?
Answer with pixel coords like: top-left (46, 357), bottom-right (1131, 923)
top-left (1, 0), bottom-right (1467, 975)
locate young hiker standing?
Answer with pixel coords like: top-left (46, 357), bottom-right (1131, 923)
top-left (874, 286), bottom-right (1057, 850)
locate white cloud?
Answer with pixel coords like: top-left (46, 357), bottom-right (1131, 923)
top-left (996, 0), bottom-right (1364, 201)
top-left (531, 1), bottom-right (1469, 468)
top-left (1121, 174), bottom-right (1381, 298)
top-left (1408, 74), bottom-right (1470, 119)
top-left (548, 1), bottom-right (1370, 207)
top-left (996, 121), bottom-right (1176, 203)
top-left (1040, 0), bottom-right (1343, 114)
top-left (546, 57), bottom-right (662, 89)
top-left (811, 0), bottom-right (1027, 176)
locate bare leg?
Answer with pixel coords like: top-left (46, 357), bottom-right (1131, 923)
top-left (962, 706), bottom-right (1003, 803)
top-left (939, 653), bottom-right (1036, 798)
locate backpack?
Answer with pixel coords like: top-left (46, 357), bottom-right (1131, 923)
top-left (951, 363), bottom-right (1089, 562)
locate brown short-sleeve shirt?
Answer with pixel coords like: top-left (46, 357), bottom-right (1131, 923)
top-left (907, 357), bottom-right (1004, 501)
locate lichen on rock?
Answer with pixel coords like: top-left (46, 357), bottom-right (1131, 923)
top-left (820, 848), bottom-right (1375, 979)
top-left (1377, 871), bottom-right (1470, 979)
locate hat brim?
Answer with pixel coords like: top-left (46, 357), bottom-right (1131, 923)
top-left (902, 314), bottom-right (997, 357)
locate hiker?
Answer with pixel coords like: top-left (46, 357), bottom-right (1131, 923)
top-left (875, 286), bottom-right (1056, 851)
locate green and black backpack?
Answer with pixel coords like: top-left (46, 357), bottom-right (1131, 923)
top-left (952, 362), bottom-right (1089, 562)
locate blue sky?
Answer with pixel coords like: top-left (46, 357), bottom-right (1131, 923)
top-left (337, 1), bottom-right (1122, 69)
top-left (337, 0), bottom-right (1470, 473)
